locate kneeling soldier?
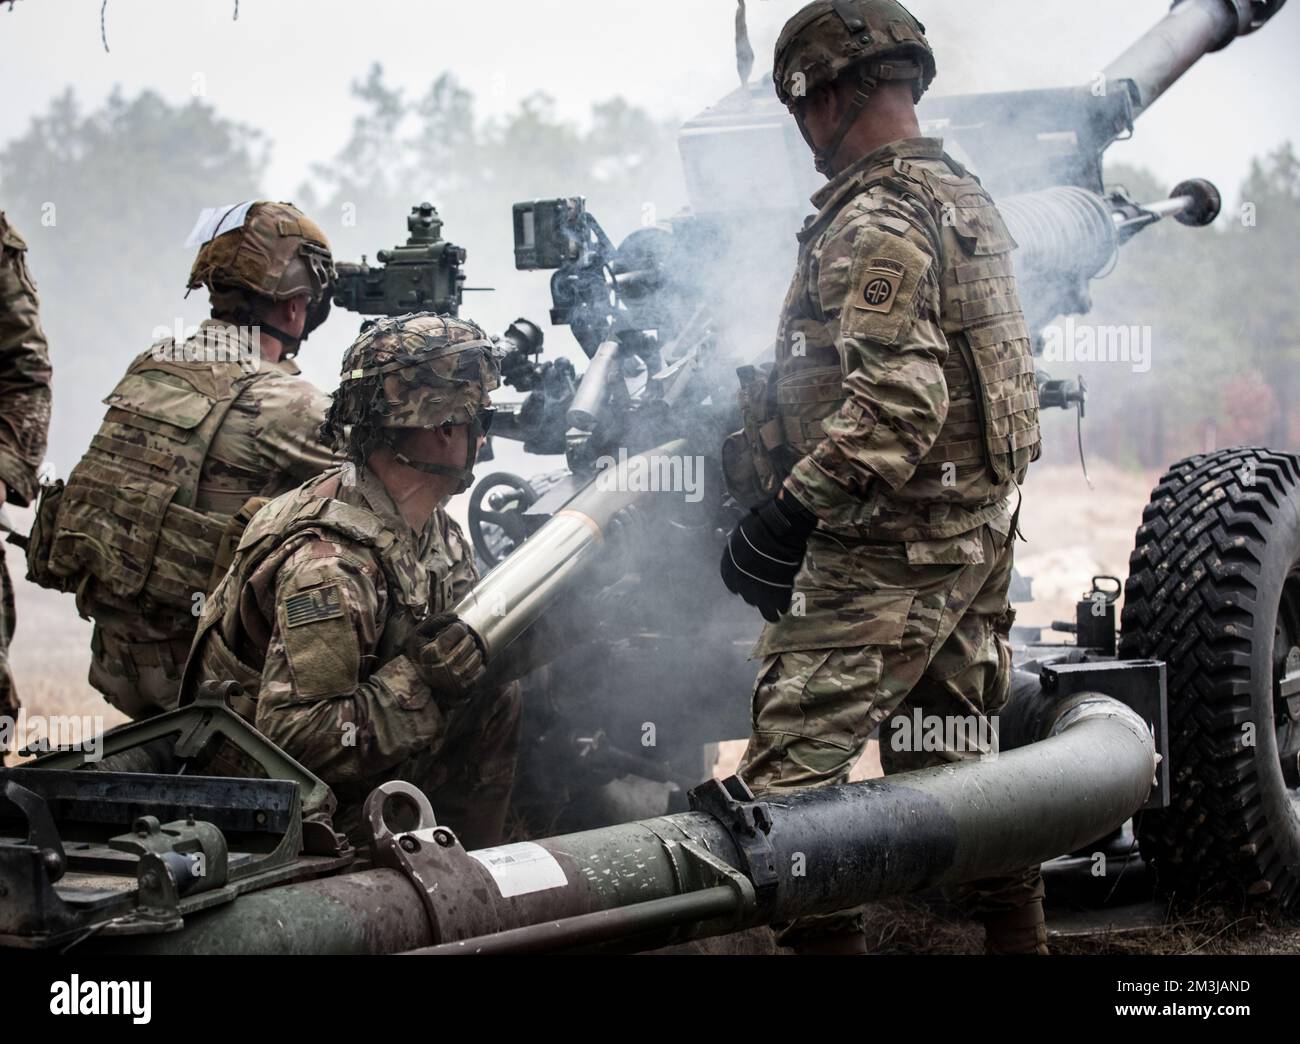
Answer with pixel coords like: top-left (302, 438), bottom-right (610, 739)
top-left (183, 312), bottom-right (520, 846)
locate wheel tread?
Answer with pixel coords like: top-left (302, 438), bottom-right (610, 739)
top-left (1120, 447), bottom-right (1300, 911)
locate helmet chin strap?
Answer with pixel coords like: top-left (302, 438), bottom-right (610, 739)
top-left (258, 295), bottom-right (329, 359)
top-left (386, 417), bottom-right (485, 495)
top-left (257, 319), bottom-right (303, 359)
top-left (796, 70), bottom-right (878, 177)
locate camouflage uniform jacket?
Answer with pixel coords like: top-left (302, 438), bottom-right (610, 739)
top-left (0, 213), bottom-right (52, 506)
top-left (45, 319), bottom-right (338, 642)
top-left (0, 212), bottom-right (52, 719)
top-left (754, 137), bottom-right (1039, 657)
top-left (770, 136), bottom-right (1039, 541)
top-left (183, 463), bottom-right (479, 806)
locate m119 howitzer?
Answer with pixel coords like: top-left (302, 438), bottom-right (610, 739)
top-left (0, 1), bottom-right (1294, 955)
top-left (473, 0), bottom-right (1300, 916)
top-left (497, 31), bottom-right (1242, 467)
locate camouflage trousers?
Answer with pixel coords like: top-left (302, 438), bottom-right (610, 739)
top-left (88, 622), bottom-right (194, 720)
top-left (331, 680), bottom-right (524, 850)
top-left (0, 556), bottom-right (17, 724)
top-left (738, 509), bottom-right (1043, 945)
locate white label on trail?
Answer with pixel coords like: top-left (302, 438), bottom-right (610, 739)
top-left (469, 842), bottom-right (568, 898)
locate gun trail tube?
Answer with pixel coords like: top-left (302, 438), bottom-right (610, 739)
top-left (405, 691), bottom-right (1157, 955)
top-left (79, 687), bottom-right (1154, 955)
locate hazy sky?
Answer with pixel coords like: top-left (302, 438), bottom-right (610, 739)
top-left (2, 0), bottom-right (1296, 207)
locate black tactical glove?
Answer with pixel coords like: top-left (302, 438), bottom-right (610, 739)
top-left (406, 614), bottom-right (487, 705)
top-left (720, 490), bottom-right (817, 623)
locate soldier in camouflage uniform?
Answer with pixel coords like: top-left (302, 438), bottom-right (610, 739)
top-left (181, 313), bottom-right (520, 848)
top-left (720, 0), bottom-right (1046, 954)
top-left (26, 202), bottom-right (340, 719)
top-left (0, 212), bottom-right (53, 723)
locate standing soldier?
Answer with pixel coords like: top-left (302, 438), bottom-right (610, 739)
top-left (0, 211), bottom-right (53, 724)
top-left (720, 0), bottom-right (1045, 954)
top-left (25, 201), bottom-right (340, 719)
top-left (182, 313), bottom-right (521, 848)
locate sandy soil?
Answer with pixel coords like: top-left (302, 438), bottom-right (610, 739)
top-left (1014, 459), bottom-right (1159, 634)
top-left (3, 504), bottom-right (124, 733)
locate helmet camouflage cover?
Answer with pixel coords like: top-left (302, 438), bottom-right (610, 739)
top-left (324, 312), bottom-right (500, 463)
top-left (188, 200), bottom-right (334, 302)
top-left (773, 0), bottom-right (935, 107)
top-left (188, 200), bottom-right (336, 333)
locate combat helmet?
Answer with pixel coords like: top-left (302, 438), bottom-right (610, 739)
top-left (773, 0), bottom-right (936, 175)
top-left (323, 312), bottom-right (500, 492)
top-left (187, 200), bottom-right (336, 354)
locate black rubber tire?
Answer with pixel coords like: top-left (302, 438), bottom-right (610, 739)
top-left (1120, 447), bottom-right (1300, 911)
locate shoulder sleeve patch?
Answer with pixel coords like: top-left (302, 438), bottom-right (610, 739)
top-left (840, 228), bottom-right (933, 347)
top-left (284, 584), bottom-right (346, 627)
top-left (857, 259), bottom-right (905, 313)
top-left (278, 580), bottom-right (361, 700)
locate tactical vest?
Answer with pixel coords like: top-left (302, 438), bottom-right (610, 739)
top-left (182, 467), bottom-right (456, 719)
top-left (33, 329), bottom-right (278, 620)
top-left (731, 147), bottom-right (1040, 539)
top-left (913, 155), bottom-right (1040, 493)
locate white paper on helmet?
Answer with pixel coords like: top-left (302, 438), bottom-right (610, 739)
top-left (185, 200), bottom-right (257, 248)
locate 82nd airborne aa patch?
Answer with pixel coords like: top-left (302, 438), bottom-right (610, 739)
top-left (284, 584), bottom-right (346, 628)
top-left (855, 257), bottom-right (906, 314)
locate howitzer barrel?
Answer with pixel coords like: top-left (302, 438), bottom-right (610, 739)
top-left (1103, 0), bottom-right (1285, 119)
top-left (455, 439), bottom-right (687, 662)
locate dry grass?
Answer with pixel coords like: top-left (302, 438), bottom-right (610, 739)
top-left (661, 899), bottom-right (1300, 955)
top-left (1050, 906), bottom-right (1300, 956)
top-left (860, 898), bottom-right (1300, 956)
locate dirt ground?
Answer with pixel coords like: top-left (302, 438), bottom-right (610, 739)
top-left (662, 899), bottom-right (1300, 955)
top-left (5, 462), bottom-right (1297, 954)
top-left (3, 505), bottom-right (124, 732)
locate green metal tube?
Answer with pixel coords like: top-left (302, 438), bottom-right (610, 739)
top-left (97, 868), bottom-right (431, 956)
top-left (84, 692), bottom-right (1155, 955)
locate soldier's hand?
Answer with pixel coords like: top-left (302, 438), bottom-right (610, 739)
top-left (719, 490), bottom-right (816, 623)
top-left (407, 614), bottom-right (487, 704)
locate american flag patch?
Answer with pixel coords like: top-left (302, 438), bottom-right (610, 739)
top-left (284, 585), bottom-right (345, 628)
